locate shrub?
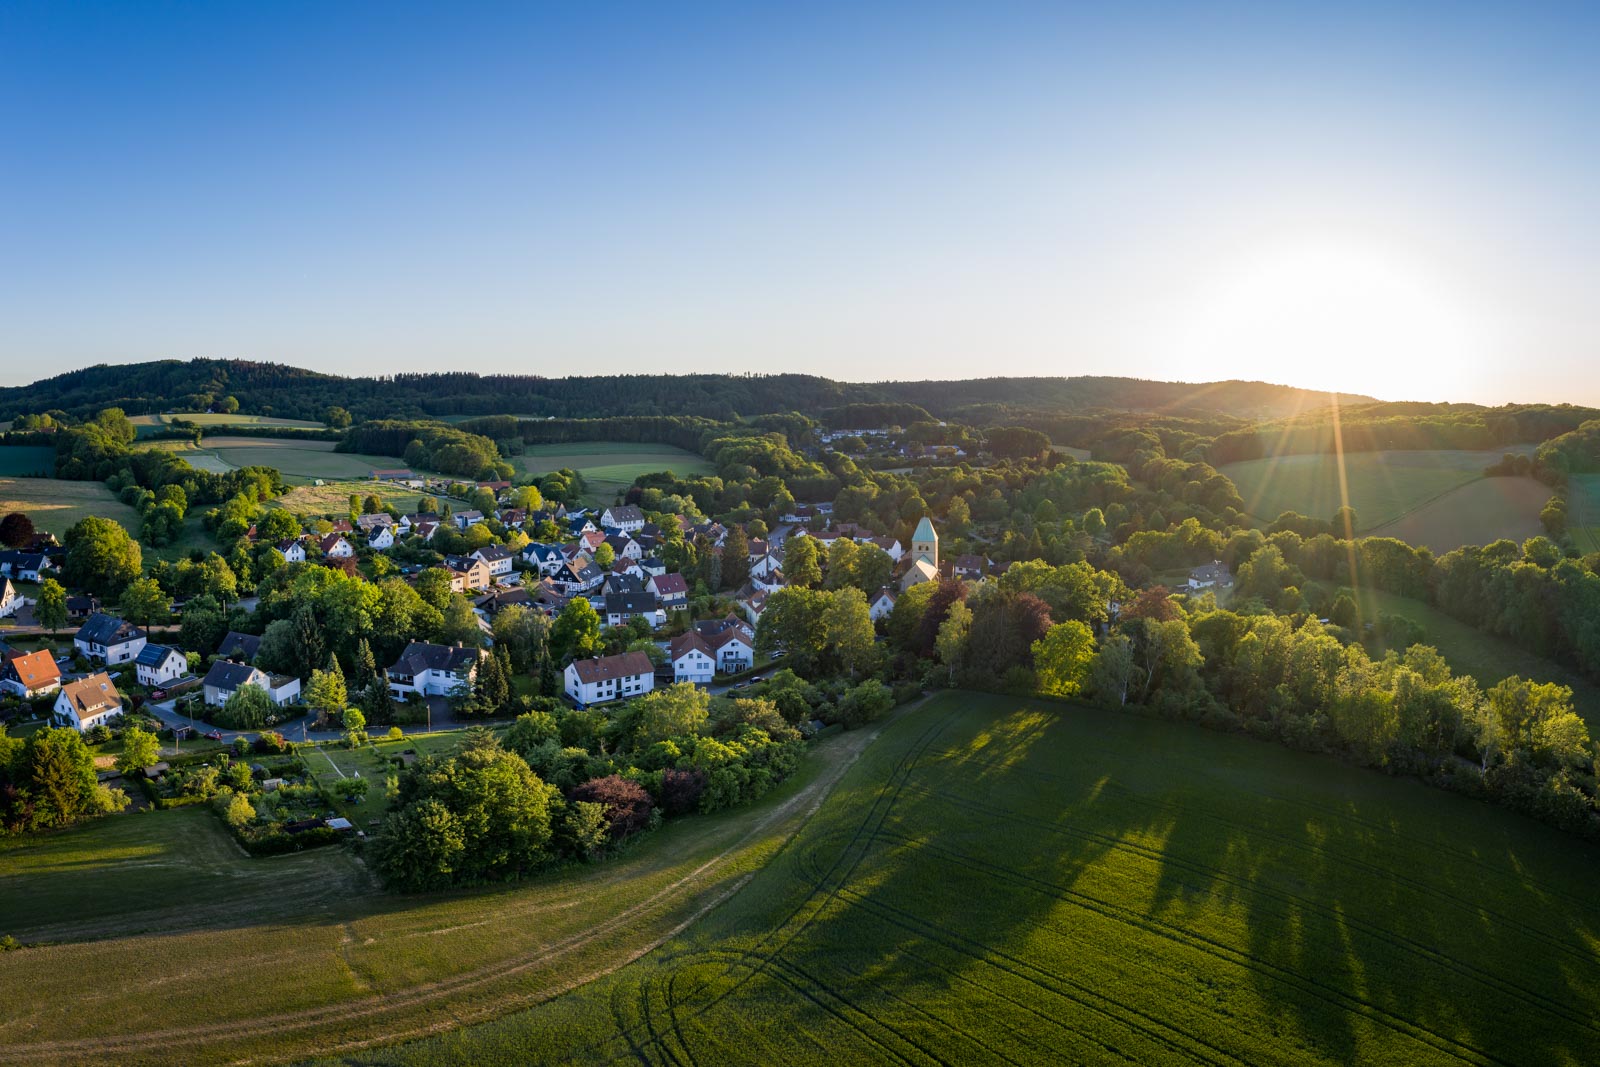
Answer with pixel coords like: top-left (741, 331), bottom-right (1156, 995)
top-left (659, 767), bottom-right (707, 816)
top-left (568, 775), bottom-right (654, 839)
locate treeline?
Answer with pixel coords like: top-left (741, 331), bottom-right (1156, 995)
top-left (336, 420), bottom-right (508, 480)
top-left (1206, 404), bottom-right (1599, 466)
top-left (820, 402), bottom-right (932, 429)
top-left (1536, 419), bottom-right (1600, 476)
top-left (458, 415), bottom-right (725, 455)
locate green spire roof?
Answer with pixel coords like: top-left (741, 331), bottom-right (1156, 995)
top-left (913, 515), bottom-right (937, 543)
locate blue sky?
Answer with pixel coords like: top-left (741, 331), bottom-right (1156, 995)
top-left (2, 2), bottom-right (1597, 403)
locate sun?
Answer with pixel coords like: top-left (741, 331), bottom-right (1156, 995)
top-left (1164, 240), bottom-right (1488, 401)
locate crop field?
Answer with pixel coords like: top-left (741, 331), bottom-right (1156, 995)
top-left (202, 436), bottom-right (409, 483)
top-left (512, 441), bottom-right (716, 502)
top-left (1220, 447), bottom-right (1535, 531)
top-left (1350, 586), bottom-right (1600, 730)
top-left (0, 445), bottom-right (56, 476)
top-left (1567, 474), bottom-right (1600, 555)
top-left (342, 691), bottom-right (1600, 1067)
top-left (0, 476), bottom-right (142, 538)
top-left (1363, 475), bottom-right (1550, 554)
top-left (0, 717), bottom-right (887, 1066)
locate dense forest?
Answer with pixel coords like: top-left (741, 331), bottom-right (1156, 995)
top-left (0, 358), bottom-right (1365, 425)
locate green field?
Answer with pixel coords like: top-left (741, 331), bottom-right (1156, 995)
top-left (0, 720), bottom-right (885, 1066)
top-left (0, 476), bottom-right (142, 538)
top-left (1351, 586), bottom-right (1600, 730)
top-left (512, 441), bottom-right (716, 502)
top-left (0, 446), bottom-right (56, 477)
top-left (1363, 475), bottom-right (1550, 553)
top-left (339, 692), bottom-right (1600, 1066)
top-left (304, 733), bottom-right (479, 827)
top-left (272, 479), bottom-right (433, 517)
top-left (1568, 475), bottom-right (1600, 554)
top-left (1220, 447), bottom-right (1535, 532)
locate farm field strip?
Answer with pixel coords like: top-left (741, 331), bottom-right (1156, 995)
top-left (1568, 475), bottom-right (1600, 555)
top-left (0, 476), bottom-right (143, 538)
top-left (511, 441), bottom-right (716, 502)
top-left (1361, 475), bottom-right (1550, 553)
top-left (345, 693), bottom-right (1600, 1066)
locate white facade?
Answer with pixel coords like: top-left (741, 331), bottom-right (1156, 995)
top-left (277, 541), bottom-right (306, 563)
top-left (369, 526), bottom-right (395, 550)
top-left (672, 646), bottom-right (715, 684)
top-left (564, 658), bottom-right (655, 706)
top-left (75, 632), bottom-right (146, 666)
top-left (136, 649), bottom-right (187, 688)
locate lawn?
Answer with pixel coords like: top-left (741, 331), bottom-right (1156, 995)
top-left (346, 692), bottom-right (1600, 1067)
top-left (129, 412), bottom-right (324, 436)
top-left (0, 446), bottom-right (56, 477)
top-left (1351, 586), bottom-right (1600, 730)
top-left (303, 732), bottom-right (481, 828)
top-left (202, 436), bottom-right (410, 483)
top-left (511, 441), bottom-right (716, 503)
top-left (1219, 447), bottom-right (1535, 531)
top-left (0, 476), bottom-right (143, 539)
top-left (1362, 475), bottom-right (1550, 553)
top-left (0, 716), bottom-right (886, 1066)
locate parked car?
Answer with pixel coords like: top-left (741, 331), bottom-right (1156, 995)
top-left (204, 730), bottom-right (223, 741)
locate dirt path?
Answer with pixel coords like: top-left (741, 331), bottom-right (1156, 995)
top-left (3, 705), bottom-right (913, 1066)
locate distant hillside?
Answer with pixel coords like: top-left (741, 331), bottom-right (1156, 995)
top-left (0, 358), bottom-right (1373, 425)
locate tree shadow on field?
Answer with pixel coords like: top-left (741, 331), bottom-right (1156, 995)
top-left (750, 696), bottom-right (1600, 1066)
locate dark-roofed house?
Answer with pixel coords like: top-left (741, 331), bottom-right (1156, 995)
top-left (600, 505), bottom-right (645, 533)
top-left (952, 554), bottom-right (990, 580)
top-left (53, 672), bottom-right (124, 732)
top-left (135, 644), bottom-right (188, 688)
top-left (74, 613), bottom-right (147, 665)
top-left (869, 587), bottom-right (898, 622)
top-left (564, 651), bottom-right (655, 705)
top-left (602, 592), bottom-right (664, 629)
top-left (553, 560), bottom-right (603, 597)
top-left (471, 544), bottom-right (515, 578)
top-left (1188, 561), bottom-right (1234, 590)
top-left (473, 587), bottom-right (532, 619)
top-left (203, 660), bottom-right (270, 707)
top-left (0, 550), bottom-right (53, 581)
top-left (387, 642), bottom-right (485, 698)
top-left (646, 571), bottom-right (689, 609)
top-left (2, 648), bottom-right (61, 698)
top-left (217, 631), bottom-right (262, 662)
top-left (443, 555), bottom-right (492, 592)
top-left (276, 538), bottom-right (307, 563)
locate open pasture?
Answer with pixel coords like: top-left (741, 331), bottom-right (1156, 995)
top-left (197, 437), bottom-right (410, 483)
top-left (1220, 447), bottom-right (1534, 531)
top-left (511, 441), bottom-right (716, 502)
top-left (272, 478), bottom-right (432, 516)
top-left (0, 476), bottom-right (142, 538)
top-left (129, 412), bottom-right (323, 437)
top-left (1567, 474), bottom-right (1600, 555)
top-left (354, 691), bottom-right (1600, 1067)
top-left (1364, 475), bottom-right (1550, 553)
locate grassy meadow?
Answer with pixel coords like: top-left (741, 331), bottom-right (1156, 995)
top-left (1220, 447), bottom-right (1535, 531)
top-left (272, 479), bottom-right (432, 516)
top-left (0, 476), bottom-right (142, 538)
top-left (511, 441), bottom-right (716, 502)
top-left (1567, 474), bottom-right (1600, 555)
top-left (129, 412), bottom-right (324, 436)
top-left (1351, 586), bottom-right (1600, 730)
top-left (0, 719), bottom-right (886, 1066)
top-left (335, 692), bottom-right (1600, 1066)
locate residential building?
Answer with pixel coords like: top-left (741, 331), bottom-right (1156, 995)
top-left (74, 613), bottom-right (147, 665)
top-left (647, 571), bottom-right (689, 609)
top-left (387, 642), bottom-right (484, 698)
top-left (1, 649), bottom-right (61, 698)
top-left (601, 505), bottom-right (646, 533)
top-left (869, 587), bottom-right (898, 622)
top-left (202, 660), bottom-right (271, 707)
top-left (216, 631), bottom-right (262, 662)
top-left (444, 555), bottom-right (492, 592)
top-left (0, 577), bottom-right (18, 618)
top-left (564, 651), bottom-right (655, 706)
top-left (602, 592), bottom-right (665, 629)
top-left (1188, 561), bottom-right (1234, 590)
top-left (454, 510), bottom-right (485, 529)
top-left (276, 539), bottom-right (306, 564)
top-left (368, 525), bottom-right (395, 550)
top-left (134, 644), bottom-right (188, 688)
top-left (319, 534), bottom-right (355, 558)
top-left (0, 550), bottom-right (53, 581)
top-left (669, 631), bottom-right (717, 684)
top-left (471, 544), bottom-right (516, 578)
top-left (53, 673), bottom-right (124, 732)
top-left (523, 543), bottom-right (565, 575)
top-left (952, 554), bottom-right (989, 580)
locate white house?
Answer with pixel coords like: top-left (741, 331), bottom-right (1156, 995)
top-left (276, 539), bottom-right (307, 564)
top-left (74, 613), bottom-right (147, 665)
top-left (454, 510), bottom-right (485, 529)
top-left (1, 648), bottom-right (61, 698)
top-left (564, 651), bottom-right (655, 706)
top-left (202, 660), bottom-right (271, 707)
top-left (134, 644), bottom-right (188, 688)
top-left (53, 673), bottom-right (124, 732)
top-left (602, 592), bottom-right (665, 629)
top-left (368, 525), bottom-right (395, 550)
top-left (1188, 561), bottom-right (1234, 590)
top-left (523, 543), bottom-right (565, 575)
top-left (869, 587), bottom-right (898, 622)
top-left (692, 617), bottom-right (755, 673)
top-left (0, 551), bottom-right (53, 581)
top-left (869, 537), bottom-right (905, 562)
top-left (387, 642), bottom-right (484, 698)
top-left (319, 534), bottom-right (355, 558)
top-left (471, 544), bottom-right (516, 578)
top-left (0, 577), bottom-right (19, 618)
top-left (670, 631), bottom-right (716, 684)
top-left (601, 505), bottom-right (646, 534)
top-left (604, 534), bottom-right (643, 562)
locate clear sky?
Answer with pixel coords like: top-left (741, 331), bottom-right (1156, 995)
top-left (2, 2), bottom-right (1596, 404)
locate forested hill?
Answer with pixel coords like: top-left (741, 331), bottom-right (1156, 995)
top-left (0, 357), bottom-right (1371, 424)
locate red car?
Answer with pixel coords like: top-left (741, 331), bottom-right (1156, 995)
top-left (204, 730), bottom-right (224, 741)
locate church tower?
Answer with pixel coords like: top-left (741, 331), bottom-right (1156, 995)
top-left (912, 515), bottom-right (938, 570)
